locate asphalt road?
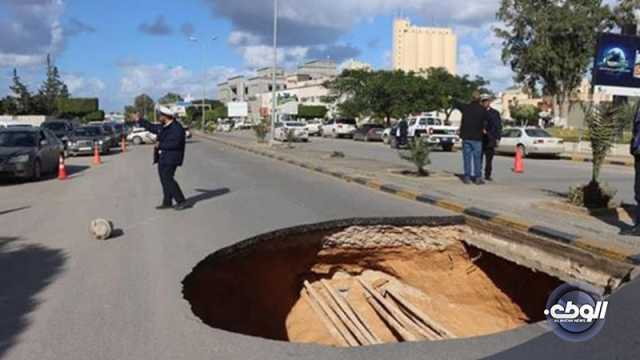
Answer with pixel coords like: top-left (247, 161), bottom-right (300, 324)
top-left (0, 138), bottom-right (637, 360)
top-left (301, 136), bottom-right (636, 204)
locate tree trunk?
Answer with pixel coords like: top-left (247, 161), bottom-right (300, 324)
top-left (553, 96), bottom-right (561, 127)
top-left (560, 99), bottom-right (570, 128)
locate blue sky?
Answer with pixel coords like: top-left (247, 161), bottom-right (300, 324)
top-left (0, 0), bottom-right (513, 112)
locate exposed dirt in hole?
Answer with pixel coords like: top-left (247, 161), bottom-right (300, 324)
top-left (183, 225), bottom-right (563, 347)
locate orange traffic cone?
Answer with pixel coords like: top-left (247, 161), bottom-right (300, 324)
top-left (58, 155), bottom-right (67, 180)
top-left (93, 142), bottom-right (102, 166)
top-left (514, 147), bottom-right (524, 174)
top-left (121, 135), bottom-right (127, 153)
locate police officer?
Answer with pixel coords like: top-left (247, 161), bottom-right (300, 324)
top-left (626, 104), bottom-right (640, 235)
top-left (135, 107), bottom-right (188, 211)
top-left (481, 94), bottom-right (503, 182)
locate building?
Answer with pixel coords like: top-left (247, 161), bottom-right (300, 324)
top-left (392, 18), bottom-right (457, 74)
top-left (217, 60), bottom-right (338, 122)
top-left (340, 59), bottom-right (373, 72)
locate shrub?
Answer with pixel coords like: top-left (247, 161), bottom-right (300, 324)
top-left (83, 110), bottom-right (105, 123)
top-left (285, 128), bottom-right (296, 148)
top-left (398, 137), bottom-right (431, 176)
top-left (253, 118), bottom-right (269, 143)
top-left (58, 98), bottom-right (99, 118)
top-left (568, 182), bottom-right (617, 209)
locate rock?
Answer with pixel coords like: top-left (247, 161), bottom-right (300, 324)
top-left (90, 219), bottom-right (113, 240)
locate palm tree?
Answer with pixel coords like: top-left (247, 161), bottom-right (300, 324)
top-left (398, 137), bottom-right (431, 176)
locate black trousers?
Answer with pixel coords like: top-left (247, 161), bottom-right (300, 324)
top-left (484, 147), bottom-right (496, 179)
top-left (635, 155), bottom-right (640, 223)
top-left (158, 164), bottom-right (186, 206)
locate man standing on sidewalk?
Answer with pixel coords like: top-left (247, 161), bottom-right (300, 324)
top-left (627, 104), bottom-right (640, 234)
top-left (481, 94), bottom-right (503, 182)
top-left (455, 91), bottom-right (490, 185)
top-left (135, 107), bottom-right (189, 211)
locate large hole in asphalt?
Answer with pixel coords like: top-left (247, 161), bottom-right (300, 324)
top-left (182, 220), bottom-right (564, 347)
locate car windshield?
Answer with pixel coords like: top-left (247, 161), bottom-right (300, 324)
top-left (525, 129), bottom-right (552, 138)
top-left (76, 128), bottom-right (101, 137)
top-left (0, 131), bottom-right (37, 147)
top-left (418, 118), bottom-right (442, 126)
top-left (285, 122), bottom-right (305, 127)
top-left (43, 123), bottom-right (67, 131)
top-left (337, 119), bottom-right (356, 125)
top-left (84, 127), bottom-right (104, 135)
top-left (102, 126), bottom-right (114, 134)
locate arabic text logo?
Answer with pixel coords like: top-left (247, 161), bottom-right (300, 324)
top-left (544, 284), bottom-right (608, 342)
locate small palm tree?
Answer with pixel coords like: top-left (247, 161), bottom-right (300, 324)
top-left (398, 137), bottom-right (431, 176)
top-left (573, 102), bottom-right (622, 208)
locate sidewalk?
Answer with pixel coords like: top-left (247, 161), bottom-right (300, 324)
top-left (200, 131), bottom-right (640, 265)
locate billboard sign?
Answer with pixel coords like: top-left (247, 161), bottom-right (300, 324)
top-left (227, 102), bottom-right (249, 117)
top-left (593, 33), bottom-right (640, 97)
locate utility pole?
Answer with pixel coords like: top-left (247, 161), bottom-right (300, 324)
top-left (189, 36), bottom-right (218, 130)
top-left (270, 0), bottom-right (279, 146)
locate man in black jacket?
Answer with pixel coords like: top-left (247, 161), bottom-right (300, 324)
top-left (481, 94), bottom-right (503, 182)
top-left (135, 107), bottom-right (188, 211)
top-left (455, 91), bottom-right (490, 185)
top-left (625, 104), bottom-right (640, 235)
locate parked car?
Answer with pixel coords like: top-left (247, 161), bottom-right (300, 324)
top-left (89, 122), bottom-right (118, 148)
top-left (497, 127), bottom-right (565, 157)
top-left (218, 120), bottom-right (234, 132)
top-left (274, 121), bottom-right (309, 142)
top-left (0, 127), bottom-right (63, 181)
top-left (41, 119), bottom-right (76, 149)
top-left (321, 118), bottom-right (357, 138)
top-left (305, 118), bottom-right (323, 136)
top-left (407, 116), bottom-right (460, 152)
top-left (67, 126), bottom-right (111, 156)
top-left (1, 120), bottom-right (33, 129)
top-left (127, 127), bottom-right (157, 145)
top-left (353, 124), bottom-right (385, 142)
top-left (382, 127), bottom-right (393, 144)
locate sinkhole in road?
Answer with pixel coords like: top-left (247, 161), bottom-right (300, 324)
top-left (182, 220), bottom-right (566, 347)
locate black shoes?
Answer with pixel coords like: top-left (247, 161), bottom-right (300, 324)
top-left (475, 178), bottom-right (485, 186)
top-left (156, 204), bottom-right (173, 210)
top-left (463, 177), bottom-right (472, 185)
top-left (173, 201), bottom-right (190, 211)
top-left (621, 225), bottom-right (640, 236)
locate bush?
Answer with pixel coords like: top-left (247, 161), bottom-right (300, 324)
top-left (298, 105), bottom-right (328, 119)
top-left (83, 110), bottom-right (105, 123)
top-left (253, 118), bottom-right (269, 143)
top-left (205, 121), bottom-right (217, 133)
top-left (58, 98), bottom-right (99, 118)
top-left (398, 137), bottom-right (431, 176)
top-left (285, 128), bottom-right (296, 148)
top-left (568, 181), bottom-right (617, 209)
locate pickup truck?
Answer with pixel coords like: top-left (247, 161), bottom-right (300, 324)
top-left (407, 116), bottom-right (460, 152)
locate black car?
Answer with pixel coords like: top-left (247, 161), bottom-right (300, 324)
top-left (353, 124), bottom-right (385, 142)
top-left (89, 122), bottom-right (118, 148)
top-left (0, 127), bottom-right (63, 181)
top-left (67, 126), bottom-right (111, 156)
top-left (41, 120), bottom-right (76, 147)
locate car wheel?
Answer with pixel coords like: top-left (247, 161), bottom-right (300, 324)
top-left (517, 144), bottom-right (528, 158)
top-left (31, 160), bottom-right (42, 182)
top-left (132, 137), bottom-right (143, 145)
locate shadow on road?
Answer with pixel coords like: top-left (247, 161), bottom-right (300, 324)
top-left (0, 237), bottom-right (67, 358)
top-left (185, 188), bottom-right (231, 208)
top-left (0, 207), bottom-right (31, 217)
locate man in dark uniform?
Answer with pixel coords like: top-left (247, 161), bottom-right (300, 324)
top-left (481, 94), bottom-right (503, 182)
top-left (626, 104), bottom-right (640, 234)
top-left (135, 107), bottom-right (188, 211)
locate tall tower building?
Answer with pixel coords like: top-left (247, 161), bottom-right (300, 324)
top-left (393, 18), bottom-right (457, 74)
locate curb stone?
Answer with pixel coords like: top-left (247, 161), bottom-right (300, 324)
top-left (200, 133), bottom-right (639, 265)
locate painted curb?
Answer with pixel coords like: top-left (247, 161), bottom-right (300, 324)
top-left (560, 155), bottom-right (634, 168)
top-left (200, 133), bottom-right (639, 265)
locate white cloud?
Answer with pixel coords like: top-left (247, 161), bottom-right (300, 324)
top-left (62, 73), bottom-right (106, 96)
top-left (117, 62), bottom-right (244, 100)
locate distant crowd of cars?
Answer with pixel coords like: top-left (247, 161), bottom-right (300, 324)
top-left (248, 115), bottom-right (566, 158)
top-left (0, 118), bottom-right (192, 182)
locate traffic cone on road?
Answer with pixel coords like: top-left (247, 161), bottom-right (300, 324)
top-left (121, 135), bottom-right (127, 153)
top-left (93, 143), bottom-right (102, 166)
top-left (58, 155), bottom-right (67, 180)
top-left (514, 147), bottom-right (524, 174)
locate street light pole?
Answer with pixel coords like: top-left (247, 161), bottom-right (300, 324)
top-left (270, 0), bottom-right (278, 146)
top-left (190, 36), bottom-right (217, 131)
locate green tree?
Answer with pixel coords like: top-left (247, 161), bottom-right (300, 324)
top-left (496, 0), bottom-right (614, 122)
top-left (57, 98), bottom-right (99, 118)
top-left (158, 92), bottom-right (184, 105)
top-left (510, 104), bottom-right (540, 126)
top-left (133, 94), bottom-right (156, 118)
top-left (297, 105), bottom-right (328, 119)
top-left (9, 68), bottom-right (32, 115)
top-left (420, 67), bottom-right (490, 122)
top-left (37, 54), bottom-right (69, 115)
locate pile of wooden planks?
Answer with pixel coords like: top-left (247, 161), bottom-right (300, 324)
top-left (302, 277), bottom-right (454, 347)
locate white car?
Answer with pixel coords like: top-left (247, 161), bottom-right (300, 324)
top-left (274, 121), bottom-right (309, 142)
top-left (408, 116), bottom-right (460, 151)
top-left (127, 127), bottom-right (157, 145)
top-left (218, 121), bottom-right (234, 132)
top-left (382, 127), bottom-right (393, 144)
top-left (305, 119), bottom-right (323, 136)
top-left (321, 118), bottom-right (357, 138)
top-left (497, 127), bottom-right (565, 157)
